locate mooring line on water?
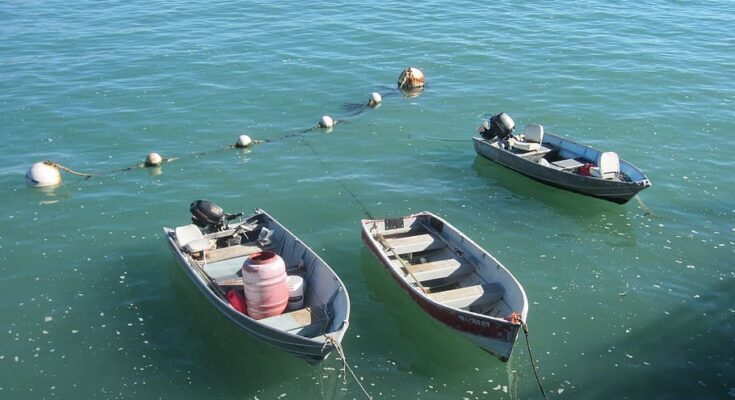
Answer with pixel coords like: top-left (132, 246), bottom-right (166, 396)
top-left (303, 141), bottom-right (374, 220)
top-left (44, 157), bottom-right (176, 177)
top-left (423, 136), bottom-right (471, 143)
top-left (42, 160), bottom-right (95, 178)
top-left (634, 195), bottom-right (659, 219)
top-left (520, 320), bottom-right (549, 400)
top-left (37, 89), bottom-right (387, 185)
top-left (265, 125), bottom-right (321, 143)
top-left (27, 69), bottom-right (430, 189)
top-left (325, 336), bottom-right (373, 400)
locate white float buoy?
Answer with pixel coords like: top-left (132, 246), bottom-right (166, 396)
top-left (318, 115), bottom-right (334, 128)
top-left (145, 152), bottom-right (163, 167)
top-left (397, 67), bottom-right (425, 89)
top-left (368, 92), bottom-right (382, 107)
top-left (236, 135), bottom-right (253, 148)
top-left (25, 162), bottom-right (61, 187)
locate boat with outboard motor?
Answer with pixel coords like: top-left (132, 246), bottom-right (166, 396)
top-left (473, 113), bottom-right (651, 204)
top-left (164, 200), bottom-right (350, 364)
top-left (361, 211), bottom-right (528, 362)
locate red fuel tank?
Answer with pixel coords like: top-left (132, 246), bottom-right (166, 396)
top-left (242, 251), bottom-right (288, 320)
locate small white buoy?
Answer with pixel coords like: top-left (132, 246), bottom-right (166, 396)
top-left (368, 92), bottom-right (382, 107)
top-left (397, 67), bottom-right (425, 89)
top-left (236, 135), bottom-right (252, 148)
top-left (318, 115), bottom-right (334, 128)
top-left (145, 152), bottom-right (163, 167)
top-left (25, 162), bottom-right (61, 187)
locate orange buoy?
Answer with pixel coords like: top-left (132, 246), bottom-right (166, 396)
top-left (397, 67), bottom-right (425, 90)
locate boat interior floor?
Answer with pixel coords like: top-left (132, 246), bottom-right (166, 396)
top-left (378, 226), bottom-right (507, 316)
top-left (258, 306), bottom-right (330, 338)
top-left (512, 144), bottom-right (553, 158)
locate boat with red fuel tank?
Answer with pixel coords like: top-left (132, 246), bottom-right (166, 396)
top-left (164, 200), bottom-right (350, 364)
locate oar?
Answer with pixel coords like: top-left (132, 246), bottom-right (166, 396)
top-left (375, 233), bottom-right (427, 294)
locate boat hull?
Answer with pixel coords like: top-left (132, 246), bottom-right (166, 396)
top-left (473, 136), bottom-right (650, 204)
top-left (164, 210), bottom-right (349, 364)
top-left (361, 213), bottom-right (527, 362)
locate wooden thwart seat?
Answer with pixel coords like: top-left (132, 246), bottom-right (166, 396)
top-left (214, 275), bottom-right (242, 288)
top-left (259, 307), bottom-right (329, 337)
top-left (384, 233), bottom-right (444, 255)
top-left (394, 258), bottom-right (474, 282)
top-left (380, 226), bottom-right (416, 237)
top-left (194, 242), bottom-right (262, 264)
top-left (428, 283), bottom-right (505, 309)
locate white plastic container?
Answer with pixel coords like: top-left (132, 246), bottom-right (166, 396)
top-left (242, 251), bottom-right (288, 320)
top-left (286, 275), bottom-right (304, 311)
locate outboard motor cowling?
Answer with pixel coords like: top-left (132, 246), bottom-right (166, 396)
top-left (190, 200), bottom-right (225, 228)
top-left (480, 112), bottom-right (516, 141)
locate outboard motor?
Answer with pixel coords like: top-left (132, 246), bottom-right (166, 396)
top-left (479, 112), bottom-right (515, 141)
top-left (190, 200), bottom-right (225, 229)
top-left (189, 200), bottom-right (244, 231)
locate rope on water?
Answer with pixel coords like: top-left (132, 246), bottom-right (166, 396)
top-left (303, 141), bottom-right (374, 219)
top-left (43, 160), bottom-right (95, 178)
top-left (40, 141), bottom-right (264, 181)
top-left (634, 195), bottom-right (659, 219)
top-left (423, 136), bottom-right (471, 143)
top-left (267, 125), bottom-right (321, 143)
top-left (520, 320), bottom-right (548, 400)
top-left (43, 158), bottom-right (177, 178)
top-left (36, 87), bottom-right (388, 185)
top-left (325, 336), bottom-right (373, 400)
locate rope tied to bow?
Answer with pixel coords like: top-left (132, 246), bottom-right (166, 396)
top-left (324, 335), bottom-right (373, 400)
top-left (518, 318), bottom-right (549, 400)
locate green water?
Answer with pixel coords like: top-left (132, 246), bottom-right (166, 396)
top-left (1, 1), bottom-right (734, 398)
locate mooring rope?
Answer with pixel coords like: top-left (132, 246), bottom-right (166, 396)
top-left (422, 136), bottom-right (471, 143)
top-left (38, 104), bottom-right (364, 183)
top-left (303, 141), bottom-right (374, 220)
top-left (44, 158), bottom-right (181, 177)
top-left (634, 195), bottom-right (659, 219)
top-left (520, 320), bottom-right (548, 400)
top-left (43, 160), bottom-right (95, 178)
top-left (33, 82), bottom-right (402, 188)
top-left (325, 336), bottom-right (373, 400)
